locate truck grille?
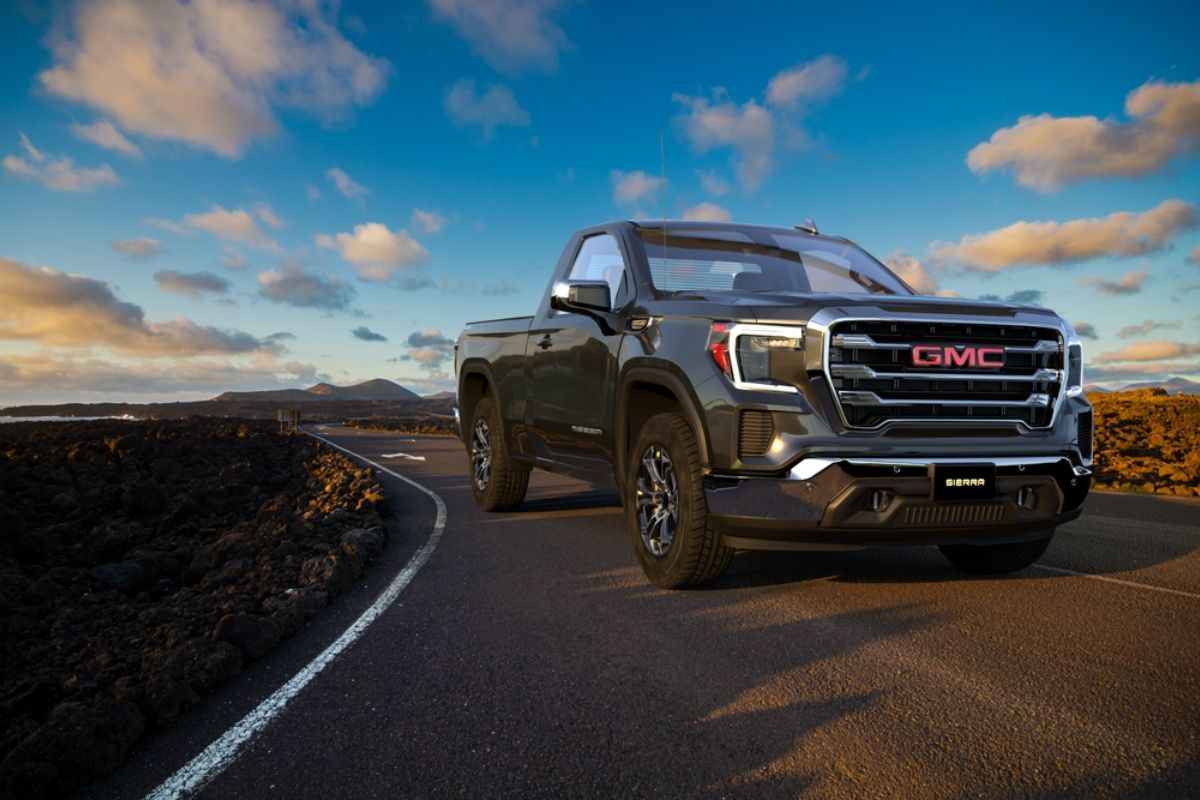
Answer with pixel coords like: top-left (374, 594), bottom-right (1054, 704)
top-left (826, 320), bottom-right (1064, 429)
top-left (738, 410), bottom-right (774, 457)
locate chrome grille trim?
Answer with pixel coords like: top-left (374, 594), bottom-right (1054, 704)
top-left (831, 364), bottom-right (1062, 383)
top-left (837, 391), bottom-right (1051, 408)
top-left (816, 314), bottom-right (1068, 431)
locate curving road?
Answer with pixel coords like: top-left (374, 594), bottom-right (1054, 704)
top-left (82, 425), bottom-right (1200, 799)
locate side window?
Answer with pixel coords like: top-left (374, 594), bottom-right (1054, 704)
top-left (567, 234), bottom-right (629, 309)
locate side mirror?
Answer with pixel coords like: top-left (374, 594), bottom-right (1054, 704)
top-left (551, 280), bottom-right (611, 313)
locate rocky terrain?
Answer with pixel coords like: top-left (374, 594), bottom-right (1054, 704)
top-left (345, 415), bottom-right (458, 436)
top-left (0, 419), bottom-right (391, 798)
top-left (1091, 389), bottom-right (1200, 496)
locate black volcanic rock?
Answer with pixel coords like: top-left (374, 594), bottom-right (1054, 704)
top-left (0, 419), bottom-right (392, 796)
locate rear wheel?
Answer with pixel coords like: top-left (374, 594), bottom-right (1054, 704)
top-left (939, 533), bottom-right (1052, 574)
top-left (468, 396), bottom-right (529, 511)
top-left (625, 412), bottom-right (732, 589)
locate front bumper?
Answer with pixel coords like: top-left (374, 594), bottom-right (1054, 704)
top-left (705, 456), bottom-right (1090, 550)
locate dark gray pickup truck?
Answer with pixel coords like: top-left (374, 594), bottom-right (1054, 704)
top-left (455, 220), bottom-right (1092, 588)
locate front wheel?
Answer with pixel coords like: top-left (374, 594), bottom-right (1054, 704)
top-left (625, 412), bottom-right (732, 589)
top-left (467, 397), bottom-right (529, 511)
top-left (939, 533), bottom-right (1053, 575)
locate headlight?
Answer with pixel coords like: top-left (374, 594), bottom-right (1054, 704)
top-left (736, 334), bottom-right (803, 383)
top-left (1066, 338), bottom-right (1083, 396)
top-left (708, 324), bottom-right (804, 392)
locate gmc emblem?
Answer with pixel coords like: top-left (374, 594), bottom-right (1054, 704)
top-left (912, 345), bottom-right (1005, 368)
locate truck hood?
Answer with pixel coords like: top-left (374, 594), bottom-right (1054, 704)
top-left (650, 291), bottom-right (1064, 327)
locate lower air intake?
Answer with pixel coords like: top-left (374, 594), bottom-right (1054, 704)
top-left (903, 503), bottom-right (1004, 527)
top-left (738, 410), bottom-right (774, 458)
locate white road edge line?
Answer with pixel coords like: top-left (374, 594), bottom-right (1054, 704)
top-left (1032, 564), bottom-right (1200, 600)
top-left (145, 431), bottom-right (447, 800)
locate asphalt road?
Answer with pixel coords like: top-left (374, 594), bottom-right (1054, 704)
top-left (83, 425), bottom-right (1200, 799)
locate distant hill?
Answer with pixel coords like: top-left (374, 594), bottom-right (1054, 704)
top-left (213, 379), bottom-right (420, 403)
top-left (424, 391), bottom-right (456, 400)
top-left (1116, 377), bottom-right (1200, 395)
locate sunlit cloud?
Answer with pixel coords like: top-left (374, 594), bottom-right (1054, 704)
top-left (1117, 319), bottom-right (1180, 339)
top-left (443, 78), bottom-right (529, 139)
top-left (673, 54), bottom-right (851, 191)
top-left (427, 0), bottom-right (570, 75)
top-left (932, 200), bottom-right (1197, 271)
top-left (681, 203), bottom-right (731, 222)
top-left (326, 167), bottom-right (368, 200)
top-left (1096, 340), bottom-right (1200, 362)
top-left (3, 133), bottom-right (118, 192)
top-left (111, 237), bottom-right (164, 260)
top-left (968, 79), bottom-right (1200, 191)
top-left (1079, 267), bottom-right (1149, 295)
top-left (184, 203), bottom-right (282, 253)
top-left (70, 119), bottom-right (142, 158)
top-left (610, 169), bottom-right (663, 205)
top-left (0, 256), bottom-right (267, 356)
top-left (410, 208), bottom-right (449, 235)
top-left (39, 0), bottom-right (390, 157)
top-left (315, 222), bottom-right (428, 283)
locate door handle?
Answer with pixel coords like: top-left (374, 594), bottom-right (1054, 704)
top-left (536, 334), bottom-right (554, 350)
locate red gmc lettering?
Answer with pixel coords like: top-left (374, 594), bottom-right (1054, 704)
top-left (911, 345), bottom-right (1006, 368)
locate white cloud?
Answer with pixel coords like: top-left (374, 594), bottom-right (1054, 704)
top-left (681, 202), bottom-right (731, 222)
top-left (325, 167), bottom-right (368, 200)
top-left (697, 169), bottom-right (729, 197)
top-left (1117, 319), bottom-right (1179, 339)
top-left (111, 237), bottom-right (164, 260)
top-left (143, 217), bottom-right (190, 236)
top-left (315, 222), bottom-right (428, 283)
top-left (254, 203), bottom-right (284, 229)
top-left (38, 0), bottom-right (389, 158)
top-left (1073, 321), bottom-right (1099, 340)
top-left (673, 55), bottom-right (849, 192)
top-left (766, 54), bottom-right (848, 108)
top-left (0, 256), bottom-right (266, 356)
top-left (397, 328), bottom-right (455, 370)
top-left (257, 263), bottom-right (356, 311)
top-left (153, 269), bottom-right (231, 297)
top-left (674, 93), bottom-right (774, 192)
top-left (968, 79), bottom-right (1200, 191)
top-left (1096, 340), bottom-right (1200, 363)
top-left (3, 134), bottom-right (118, 192)
top-left (444, 78), bottom-right (530, 139)
top-left (1079, 267), bottom-right (1149, 295)
top-left (427, 0), bottom-right (570, 75)
top-left (70, 119), bottom-right (142, 158)
top-left (410, 208), bottom-right (449, 235)
top-left (220, 248), bottom-right (248, 271)
top-left (184, 203), bottom-right (282, 253)
top-left (610, 169), bottom-right (663, 205)
top-left (884, 251), bottom-right (939, 295)
top-left (931, 200), bottom-right (1197, 271)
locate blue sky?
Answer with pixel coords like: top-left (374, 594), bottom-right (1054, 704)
top-left (1, 0), bottom-right (1198, 404)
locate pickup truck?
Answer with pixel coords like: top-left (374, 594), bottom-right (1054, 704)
top-left (454, 220), bottom-right (1092, 588)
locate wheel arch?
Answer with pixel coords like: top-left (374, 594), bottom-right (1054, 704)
top-left (617, 364), bottom-right (711, 488)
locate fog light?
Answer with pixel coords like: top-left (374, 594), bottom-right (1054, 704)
top-left (869, 489), bottom-right (894, 513)
top-left (1017, 487), bottom-right (1037, 509)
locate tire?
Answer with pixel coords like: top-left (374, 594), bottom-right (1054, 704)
top-left (467, 396), bottom-right (529, 511)
top-left (625, 412), bottom-right (732, 589)
top-left (939, 532), bottom-right (1053, 575)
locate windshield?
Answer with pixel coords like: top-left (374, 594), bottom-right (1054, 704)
top-left (633, 227), bottom-right (912, 296)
